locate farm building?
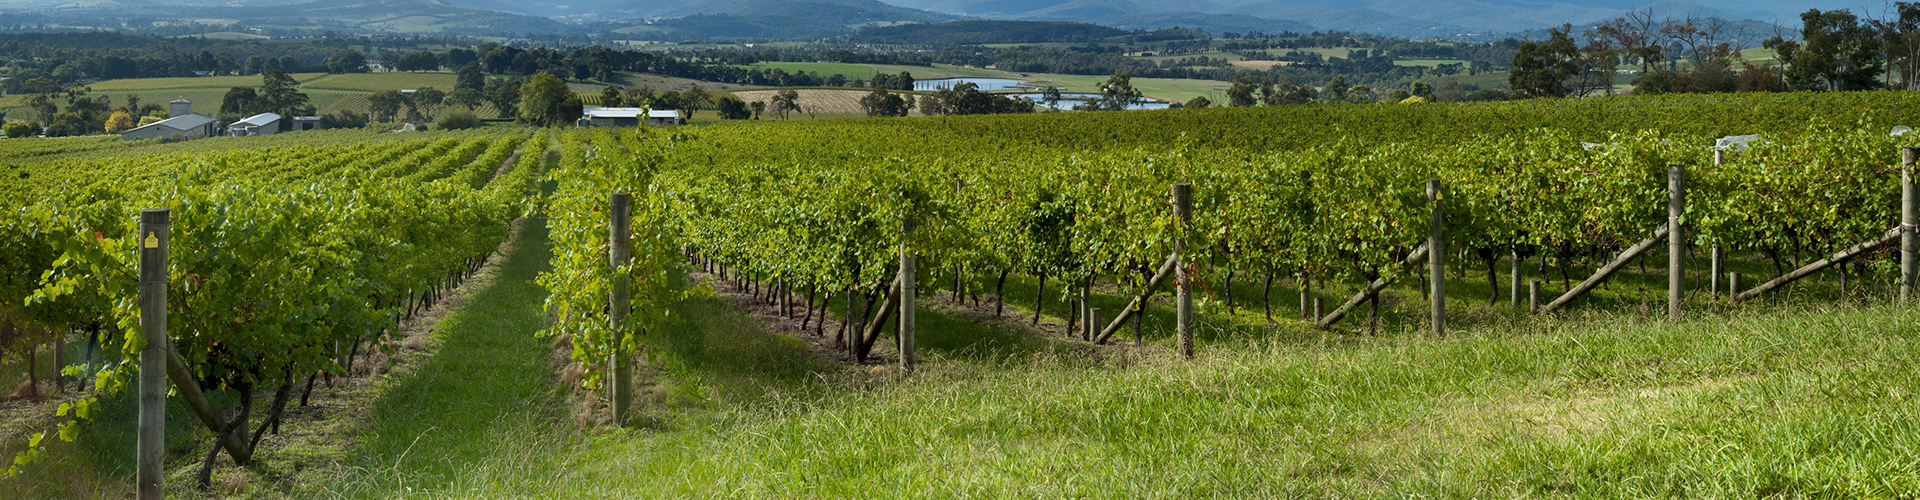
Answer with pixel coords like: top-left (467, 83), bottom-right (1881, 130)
top-left (292, 116), bottom-right (321, 131)
top-left (578, 108), bottom-right (682, 127)
top-left (580, 107), bottom-right (645, 127)
top-left (648, 109), bottom-right (682, 126)
top-left (121, 99), bottom-right (218, 141)
top-left (227, 112), bottom-right (282, 136)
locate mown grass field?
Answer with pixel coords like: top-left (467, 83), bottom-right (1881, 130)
top-left (301, 72), bottom-right (458, 92)
top-left (744, 61), bottom-right (881, 80)
top-left (85, 73), bottom-right (328, 91)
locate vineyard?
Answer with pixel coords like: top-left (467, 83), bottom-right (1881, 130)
top-left (0, 126), bottom-right (548, 487)
top-left (3, 91), bottom-right (1920, 497)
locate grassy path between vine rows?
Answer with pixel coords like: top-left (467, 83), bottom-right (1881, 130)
top-left (292, 217), bottom-right (562, 496)
top-left (292, 218), bottom-right (1920, 499)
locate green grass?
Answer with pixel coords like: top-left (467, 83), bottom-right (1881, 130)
top-left (1020, 73), bottom-right (1228, 103)
top-left (745, 62), bottom-right (880, 80)
top-left (867, 63), bottom-right (1022, 80)
top-left (1135, 52), bottom-right (1246, 62)
top-left (1394, 58), bottom-right (1470, 68)
top-left (291, 232), bottom-right (1920, 497)
top-left (86, 73), bottom-right (328, 92)
top-left (301, 72), bottom-right (459, 92)
top-left (309, 218), bottom-right (559, 495)
top-left (173, 32), bottom-right (272, 40)
top-left (612, 72), bottom-right (747, 91)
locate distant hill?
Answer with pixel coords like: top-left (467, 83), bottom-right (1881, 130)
top-left (878, 0), bottom-right (1840, 38)
top-left (0, 0), bottom-right (1845, 40)
top-left (609, 0), bottom-right (961, 40)
top-left (851, 20), bottom-right (1129, 44)
top-left (1086, 12), bottom-right (1315, 34)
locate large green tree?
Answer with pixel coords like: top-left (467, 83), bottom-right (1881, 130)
top-left (1509, 26), bottom-right (1581, 98)
top-left (1871, 2), bottom-right (1920, 90)
top-left (255, 70), bottom-right (310, 117)
top-left (456, 62), bottom-right (487, 92)
top-left (1768, 9), bottom-right (1884, 91)
top-left (518, 72), bottom-right (579, 127)
top-left (1225, 76), bottom-right (1258, 107)
top-left (859, 87), bottom-right (915, 117)
top-left (1094, 73), bottom-right (1143, 111)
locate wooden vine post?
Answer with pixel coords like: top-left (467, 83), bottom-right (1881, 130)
top-left (137, 209), bottom-right (169, 500)
top-left (608, 193), bottom-right (633, 426)
top-left (1172, 183), bottom-right (1193, 359)
top-left (1528, 279), bottom-right (1541, 314)
top-left (899, 216), bottom-right (916, 370)
top-left (1711, 150), bottom-right (1723, 300)
top-left (1509, 249), bottom-right (1521, 308)
top-left (1427, 179), bottom-right (1445, 336)
top-left (1669, 164), bottom-right (1685, 318)
top-left (1088, 308), bottom-right (1100, 344)
top-left (1904, 147), bottom-right (1917, 302)
top-left (1710, 245), bottom-right (1723, 299)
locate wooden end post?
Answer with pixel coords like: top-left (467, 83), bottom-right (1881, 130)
top-left (1172, 183), bottom-right (1193, 359)
top-left (1728, 272), bottom-right (1741, 303)
top-left (1669, 164), bottom-right (1685, 319)
top-left (1904, 147), bottom-right (1918, 302)
top-left (1427, 179), bottom-right (1445, 336)
top-left (1298, 275), bottom-right (1310, 320)
top-left (1528, 279), bottom-right (1540, 314)
top-left (137, 209), bottom-right (168, 500)
top-left (1710, 245), bottom-right (1722, 299)
top-left (1509, 249), bottom-right (1521, 308)
top-left (608, 193), bottom-right (633, 426)
top-left (900, 217), bottom-right (915, 369)
top-left (1088, 308), bottom-right (1100, 343)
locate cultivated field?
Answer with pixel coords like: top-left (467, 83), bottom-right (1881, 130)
top-left (3, 92), bottom-right (1919, 498)
top-left (729, 88), bottom-right (872, 115)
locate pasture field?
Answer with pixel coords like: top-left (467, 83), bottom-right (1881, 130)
top-left (84, 73), bottom-right (328, 91)
top-left (867, 63), bottom-right (1023, 79)
top-left (172, 32), bottom-right (272, 40)
top-left (744, 61), bottom-right (881, 80)
top-left (301, 72), bottom-right (459, 91)
top-left (1135, 51), bottom-right (1247, 62)
top-left (1019, 73), bottom-right (1227, 102)
top-left (613, 71), bottom-right (744, 91)
top-left (3, 91), bottom-right (1920, 499)
top-left (728, 88), bottom-right (872, 115)
top-left (1394, 58), bottom-right (1471, 67)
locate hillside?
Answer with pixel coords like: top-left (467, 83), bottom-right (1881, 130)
top-left (850, 20), bottom-right (1130, 44)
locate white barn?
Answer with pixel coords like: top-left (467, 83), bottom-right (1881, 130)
top-left (578, 107), bottom-right (682, 127)
top-left (121, 99), bottom-right (218, 141)
top-left (227, 112), bottom-right (282, 137)
top-left (647, 109), bottom-right (682, 126)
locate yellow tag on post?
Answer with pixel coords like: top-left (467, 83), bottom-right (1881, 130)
top-left (144, 233), bottom-right (159, 249)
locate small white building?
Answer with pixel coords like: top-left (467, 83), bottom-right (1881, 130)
top-left (291, 116), bottom-right (321, 131)
top-left (227, 112), bottom-right (282, 137)
top-left (579, 107), bottom-right (682, 127)
top-left (580, 107), bottom-right (645, 127)
top-left (121, 99), bottom-right (218, 141)
top-left (647, 109), bottom-right (682, 126)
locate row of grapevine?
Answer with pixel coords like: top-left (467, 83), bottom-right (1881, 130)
top-left (0, 128), bottom-right (549, 478)
top-left (623, 101), bottom-right (1912, 348)
top-left (537, 127), bottom-right (683, 421)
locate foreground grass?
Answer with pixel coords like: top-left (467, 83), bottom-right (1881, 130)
top-left (302, 219), bottom-right (561, 494)
top-left (312, 255), bottom-right (1920, 498)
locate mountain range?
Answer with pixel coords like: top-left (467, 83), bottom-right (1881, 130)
top-left (0, 0), bottom-right (1846, 39)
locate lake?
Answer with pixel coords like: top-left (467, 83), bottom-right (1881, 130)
top-left (914, 78), bottom-right (1028, 91)
top-left (1007, 93), bottom-right (1173, 111)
